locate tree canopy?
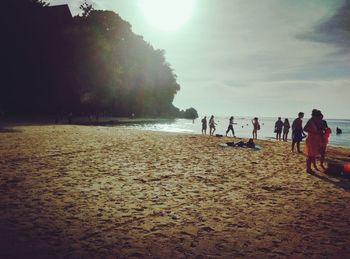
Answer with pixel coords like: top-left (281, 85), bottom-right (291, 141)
top-left (1, 0), bottom-right (198, 118)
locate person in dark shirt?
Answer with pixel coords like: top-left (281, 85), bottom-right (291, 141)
top-left (291, 112), bottom-right (305, 153)
top-left (246, 138), bottom-right (255, 148)
top-left (282, 118), bottom-right (290, 142)
top-left (225, 116), bottom-right (236, 137)
top-left (274, 117), bottom-right (283, 141)
top-left (201, 116), bottom-right (207, 135)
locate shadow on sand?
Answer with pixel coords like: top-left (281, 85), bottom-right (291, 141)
top-left (311, 173), bottom-right (350, 192)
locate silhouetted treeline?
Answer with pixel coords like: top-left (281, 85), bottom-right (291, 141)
top-left (1, 0), bottom-right (198, 119)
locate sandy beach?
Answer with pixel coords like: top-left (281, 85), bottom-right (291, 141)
top-left (1, 125), bottom-right (350, 258)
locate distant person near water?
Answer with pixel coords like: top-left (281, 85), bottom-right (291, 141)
top-left (251, 117), bottom-right (260, 139)
top-left (209, 115), bottom-right (217, 136)
top-left (201, 116), bottom-right (207, 135)
top-left (226, 116), bottom-right (236, 137)
top-left (283, 118), bottom-right (290, 142)
top-left (304, 109), bottom-right (323, 174)
top-left (274, 117), bottom-right (283, 141)
top-left (320, 114), bottom-right (332, 170)
top-left (336, 127), bottom-right (342, 134)
top-left (292, 112), bottom-right (305, 153)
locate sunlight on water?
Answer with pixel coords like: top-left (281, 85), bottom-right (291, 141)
top-left (123, 117), bottom-right (350, 147)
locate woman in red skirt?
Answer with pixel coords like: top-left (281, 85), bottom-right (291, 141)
top-left (304, 109), bottom-right (323, 174)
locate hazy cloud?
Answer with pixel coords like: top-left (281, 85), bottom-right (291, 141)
top-left (298, 0), bottom-right (350, 48)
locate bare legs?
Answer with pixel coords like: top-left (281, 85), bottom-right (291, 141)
top-left (307, 149), bottom-right (328, 174)
top-left (226, 127), bottom-right (235, 137)
top-left (276, 132), bottom-right (282, 141)
top-left (306, 156), bottom-right (316, 174)
top-left (252, 129), bottom-right (257, 139)
top-left (292, 141), bottom-right (301, 153)
top-left (283, 131), bottom-right (289, 141)
top-left (320, 146), bottom-right (326, 169)
top-left (210, 126), bottom-right (216, 136)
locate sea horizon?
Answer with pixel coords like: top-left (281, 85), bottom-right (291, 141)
top-left (123, 116), bottom-right (350, 148)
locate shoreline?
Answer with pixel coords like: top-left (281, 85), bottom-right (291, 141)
top-left (2, 119), bottom-right (349, 149)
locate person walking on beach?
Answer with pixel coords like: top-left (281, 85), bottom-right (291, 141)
top-left (226, 116), bottom-right (236, 137)
top-left (320, 114), bottom-right (332, 170)
top-left (282, 118), bottom-right (290, 142)
top-left (252, 117), bottom-right (260, 139)
top-left (304, 109), bottom-right (323, 174)
top-left (274, 117), bottom-right (283, 141)
top-left (201, 116), bottom-right (207, 135)
top-left (292, 112), bottom-right (305, 153)
top-left (209, 115), bottom-right (216, 136)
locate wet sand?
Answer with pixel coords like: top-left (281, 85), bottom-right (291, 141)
top-left (1, 125), bottom-right (350, 258)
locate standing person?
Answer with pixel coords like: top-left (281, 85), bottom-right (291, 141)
top-left (209, 115), bottom-right (217, 136)
top-left (282, 118), bottom-right (290, 142)
top-left (226, 116), bottom-right (236, 137)
top-left (304, 109), bottom-right (323, 174)
top-left (291, 112), bottom-right (305, 153)
top-left (274, 117), bottom-right (283, 141)
top-left (320, 114), bottom-right (331, 170)
top-left (201, 116), bottom-right (207, 135)
top-left (251, 117), bottom-right (260, 139)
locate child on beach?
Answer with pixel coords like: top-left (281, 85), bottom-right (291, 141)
top-left (283, 118), bottom-right (290, 141)
top-left (209, 115), bottom-right (216, 136)
top-left (292, 112), bottom-right (305, 153)
top-left (304, 109), bottom-right (323, 174)
top-left (226, 116), bottom-right (236, 137)
top-left (201, 116), bottom-right (207, 135)
top-left (252, 117), bottom-right (260, 139)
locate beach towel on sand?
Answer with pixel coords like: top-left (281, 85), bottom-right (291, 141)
top-left (219, 143), bottom-right (262, 150)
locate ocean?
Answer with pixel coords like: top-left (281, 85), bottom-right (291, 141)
top-left (123, 116), bottom-right (350, 148)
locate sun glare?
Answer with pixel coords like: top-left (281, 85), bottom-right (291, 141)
top-left (138, 0), bottom-right (196, 31)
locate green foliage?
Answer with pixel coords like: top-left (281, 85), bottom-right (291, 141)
top-left (176, 108), bottom-right (198, 119)
top-left (80, 0), bottom-right (94, 18)
top-left (28, 0), bottom-right (49, 7)
top-left (1, 0), bottom-right (198, 118)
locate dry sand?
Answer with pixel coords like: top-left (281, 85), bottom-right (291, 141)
top-left (1, 125), bottom-right (350, 258)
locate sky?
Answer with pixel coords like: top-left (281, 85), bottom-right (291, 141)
top-left (49, 0), bottom-right (350, 119)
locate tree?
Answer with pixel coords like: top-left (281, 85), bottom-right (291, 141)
top-left (80, 0), bottom-right (94, 18)
top-left (184, 108), bottom-right (198, 119)
top-left (1, 0), bottom-right (198, 118)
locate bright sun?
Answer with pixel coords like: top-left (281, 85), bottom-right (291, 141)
top-left (138, 0), bottom-right (196, 31)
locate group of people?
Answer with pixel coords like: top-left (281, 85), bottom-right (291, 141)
top-left (201, 116), bottom-right (218, 136)
top-left (274, 117), bottom-right (291, 141)
top-left (201, 115), bottom-right (238, 137)
top-left (201, 116), bottom-right (290, 141)
top-left (201, 110), bottom-right (332, 174)
top-left (303, 109), bottom-right (332, 174)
